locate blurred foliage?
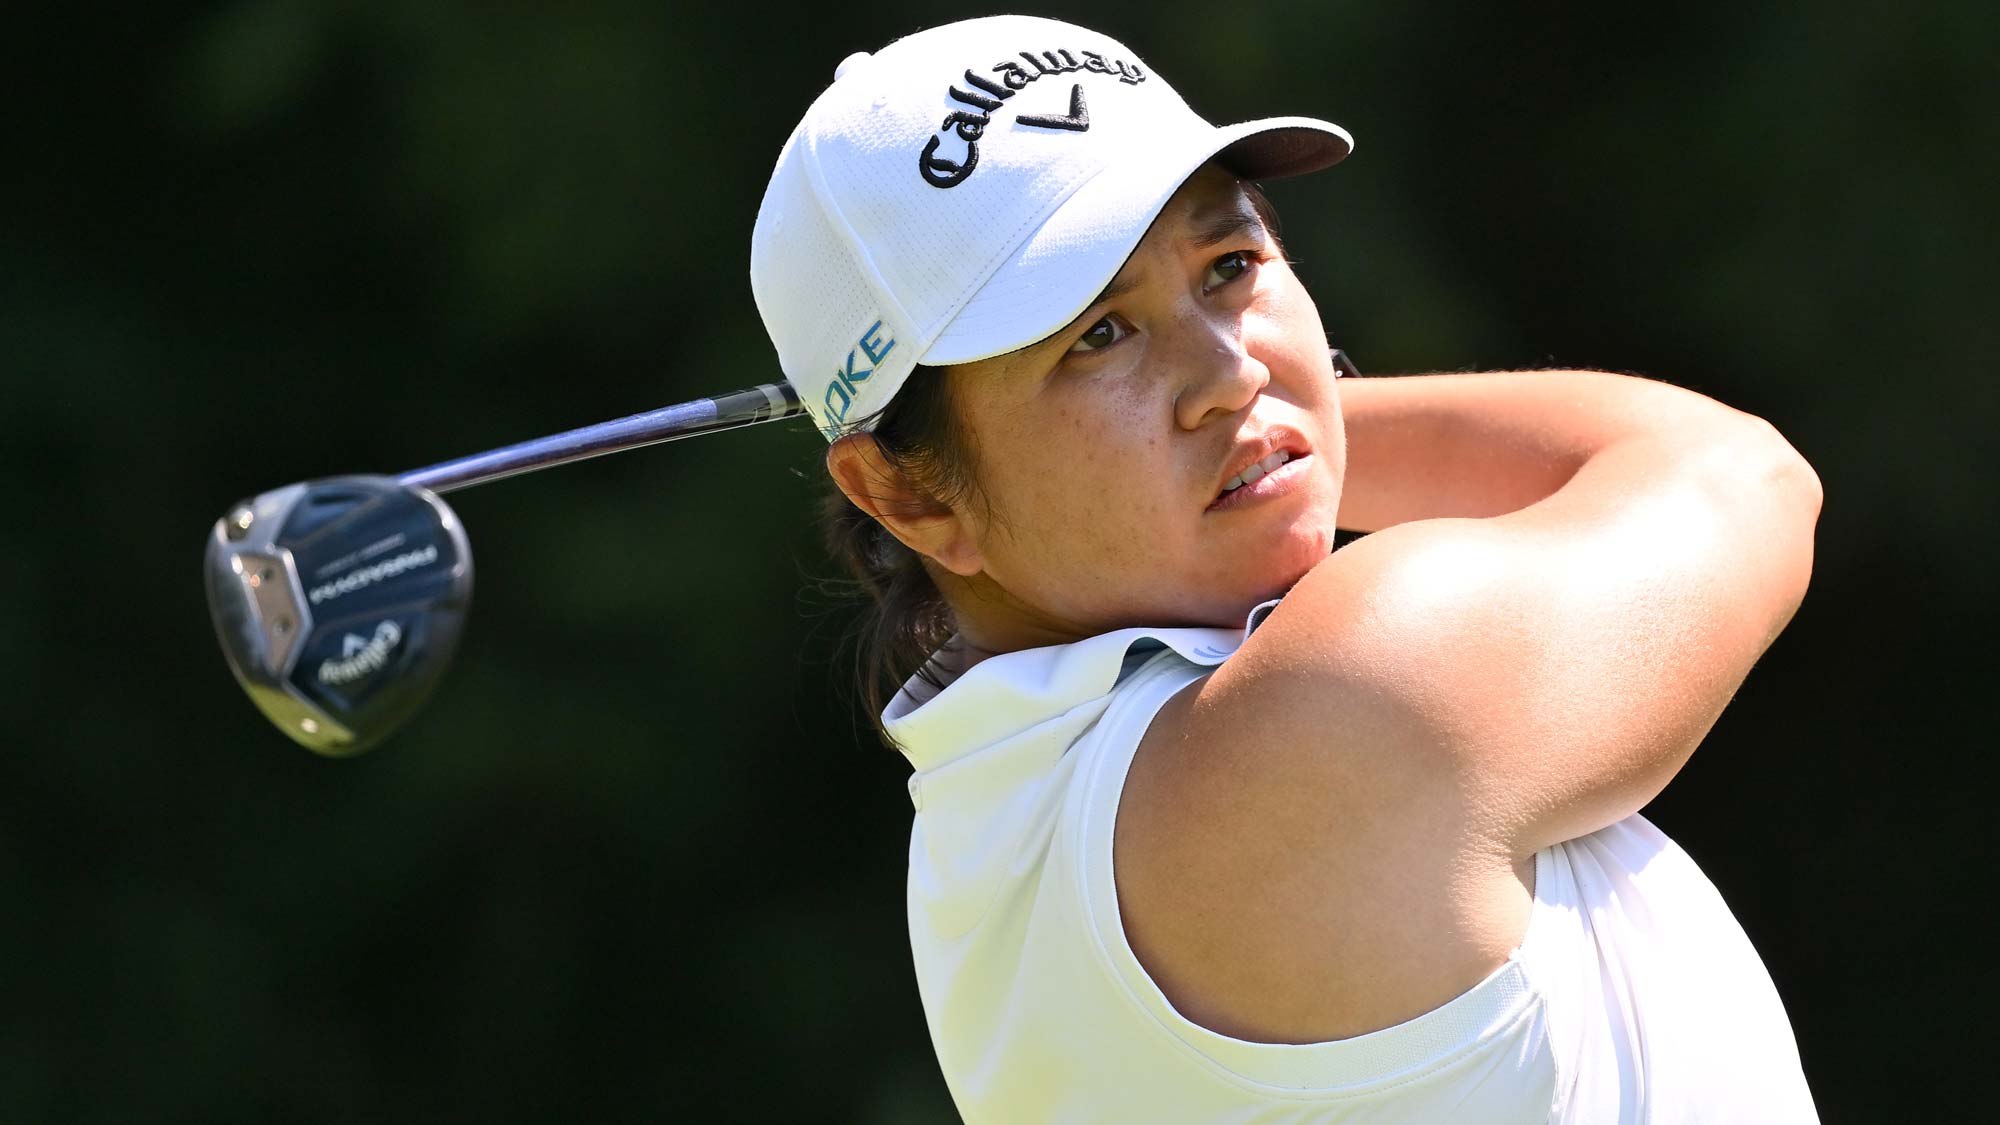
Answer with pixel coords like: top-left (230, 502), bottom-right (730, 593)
top-left (2, 1), bottom-right (1992, 1120)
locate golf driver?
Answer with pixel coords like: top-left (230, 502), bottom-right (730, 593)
top-left (204, 382), bottom-right (803, 756)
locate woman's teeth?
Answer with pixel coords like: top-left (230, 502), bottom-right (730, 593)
top-left (1222, 449), bottom-right (1293, 493)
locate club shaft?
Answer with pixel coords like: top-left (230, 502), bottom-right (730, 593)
top-left (397, 382), bottom-right (805, 494)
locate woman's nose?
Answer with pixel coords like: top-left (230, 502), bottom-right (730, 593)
top-left (1172, 318), bottom-right (1270, 431)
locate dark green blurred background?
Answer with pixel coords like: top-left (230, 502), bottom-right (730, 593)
top-left (3, 1), bottom-right (1992, 1121)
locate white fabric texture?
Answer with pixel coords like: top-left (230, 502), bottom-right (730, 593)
top-left (884, 599), bottom-right (1819, 1123)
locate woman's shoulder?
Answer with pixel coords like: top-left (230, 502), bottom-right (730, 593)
top-left (1112, 648), bottom-right (1537, 1043)
top-left (1105, 536), bottom-right (1552, 1043)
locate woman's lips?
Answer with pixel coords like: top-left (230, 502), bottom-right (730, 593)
top-left (1207, 453), bottom-right (1310, 512)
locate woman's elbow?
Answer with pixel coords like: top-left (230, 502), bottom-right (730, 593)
top-left (1737, 416), bottom-right (1824, 618)
top-left (1749, 414), bottom-right (1823, 521)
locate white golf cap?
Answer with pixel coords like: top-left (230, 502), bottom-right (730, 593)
top-left (749, 14), bottom-right (1352, 442)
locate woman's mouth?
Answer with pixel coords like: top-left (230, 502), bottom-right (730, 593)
top-left (1208, 452), bottom-right (1310, 512)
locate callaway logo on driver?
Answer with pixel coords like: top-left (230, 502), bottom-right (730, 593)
top-left (319, 620), bottom-right (404, 686)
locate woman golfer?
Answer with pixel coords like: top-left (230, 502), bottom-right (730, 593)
top-left (752, 15), bottom-right (1821, 1123)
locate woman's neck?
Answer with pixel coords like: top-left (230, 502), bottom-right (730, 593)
top-left (935, 569), bottom-right (1093, 662)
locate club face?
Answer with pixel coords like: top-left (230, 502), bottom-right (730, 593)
top-left (205, 475), bottom-right (473, 755)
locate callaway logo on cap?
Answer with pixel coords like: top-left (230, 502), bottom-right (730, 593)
top-left (749, 14), bottom-right (1352, 443)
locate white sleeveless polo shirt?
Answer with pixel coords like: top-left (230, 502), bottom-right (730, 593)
top-left (883, 598), bottom-right (1819, 1123)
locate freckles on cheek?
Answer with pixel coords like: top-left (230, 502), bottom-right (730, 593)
top-left (1044, 443), bottom-right (1128, 551)
top-left (1014, 396), bottom-right (1167, 553)
top-left (1053, 445), bottom-right (1114, 523)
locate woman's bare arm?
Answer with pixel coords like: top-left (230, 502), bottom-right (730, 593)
top-left (1114, 369), bottom-right (1823, 1042)
top-left (1303, 369), bottom-right (1823, 848)
top-left (1334, 369), bottom-right (1731, 532)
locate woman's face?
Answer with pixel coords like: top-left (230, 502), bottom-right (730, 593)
top-left (903, 163), bottom-right (1346, 648)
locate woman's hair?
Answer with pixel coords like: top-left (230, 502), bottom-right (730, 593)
top-left (818, 363), bottom-right (988, 752)
top-left (818, 179), bottom-right (1285, 753)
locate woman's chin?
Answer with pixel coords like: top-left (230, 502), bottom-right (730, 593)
top-left (1209, 562), bottom-right (1319, 623)
top-left (1264, 526), bottom-right (1335, 587)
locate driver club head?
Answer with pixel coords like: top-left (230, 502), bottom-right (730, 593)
top-left (204, 475), bottom-right (473, 756)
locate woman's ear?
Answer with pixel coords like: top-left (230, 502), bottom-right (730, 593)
top-left (825, 433), bottom-right (986, 578)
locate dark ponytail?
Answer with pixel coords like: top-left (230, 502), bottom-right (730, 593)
top-left (816, 365), bottom-right (985, 753)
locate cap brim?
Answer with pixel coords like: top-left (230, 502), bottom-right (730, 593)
top-left (923, 116), bottom-right (1351, 367)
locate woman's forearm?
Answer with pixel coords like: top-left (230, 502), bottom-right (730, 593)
top-left (1333, 369), bottom-right (1776, 533)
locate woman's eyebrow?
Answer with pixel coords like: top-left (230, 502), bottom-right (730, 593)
top-left (1187, 206), bottom-right (1266, 251)
top-left (1088, 272), bottom-right (1143, 310)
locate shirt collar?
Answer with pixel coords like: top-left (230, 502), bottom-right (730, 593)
top-left (882, 597), bottom-right (1284, 774)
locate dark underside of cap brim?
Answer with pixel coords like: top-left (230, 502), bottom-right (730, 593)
top-left (1218, 126), bottom-right (1351, 182)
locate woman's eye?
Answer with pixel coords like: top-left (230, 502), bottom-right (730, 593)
top-left (1067, 315), bottom-right (1130, 354)
top-left (1205, 250), bottom-right (1255, 290)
